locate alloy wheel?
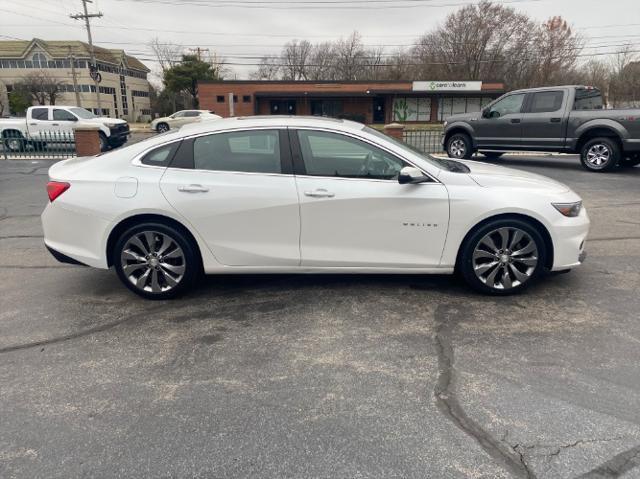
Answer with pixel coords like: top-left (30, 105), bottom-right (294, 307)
top-left (472, 227), bottom-right (538, 290)
top-left (449, 138), bottom-right (466, 158)
top-left (157, 124), bottom-right (169, 133)
top-left (120, 230), bottom-right (186, 294)
top-left (586, 144), bottom-right (610, 168)
top-left (6, 138), bottom-right (21, 151)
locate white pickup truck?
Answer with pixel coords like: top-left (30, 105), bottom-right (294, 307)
top-left (0, 106), bottom-right (129, 152)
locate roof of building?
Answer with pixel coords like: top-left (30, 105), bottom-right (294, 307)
top-left (0, 38), bottom-right (150, 72)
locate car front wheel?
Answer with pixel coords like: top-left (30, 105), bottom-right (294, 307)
top-left (459, 219), bottom-right (546, 295)
top-left (114, 223), bottom-right (200, 299)
top-left (446, 133), bottom-right (473, 159)
top-left (156, 123), bottom-right (170, 133)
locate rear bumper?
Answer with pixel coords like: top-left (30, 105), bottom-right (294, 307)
top-left (46, 244), bottom-right (88, 266)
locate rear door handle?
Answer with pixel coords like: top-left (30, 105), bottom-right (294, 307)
top-left (550, 118), bottom-right (562, 123)
top-left (510, 118), bottom-right (521, 124)
top-left (178, 184), bottom-right (209, 193)
top-left (52, 123), bottom-right (59, 126)
top-left (304, 189), bottom-right (335, 198)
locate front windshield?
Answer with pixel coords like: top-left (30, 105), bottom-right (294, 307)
top-left (70, 107), bottom-right (97, 119)
top-left (362, 126), bottom-right (468, 173)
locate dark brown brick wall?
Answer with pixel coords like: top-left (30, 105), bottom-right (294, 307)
top-left (74, 128), bottom-right (101, 156)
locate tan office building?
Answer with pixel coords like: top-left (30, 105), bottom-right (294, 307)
top-left (0, 38), bottom-right (151, 121)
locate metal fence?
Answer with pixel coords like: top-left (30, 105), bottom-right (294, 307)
top-left (402, 129), bottom-right (445, 155)
top-left (1, 131), bottom-right (76, 160)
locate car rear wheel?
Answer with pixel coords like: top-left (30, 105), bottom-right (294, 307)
top-left (446, 133), bottom-right (473, 159)
top-left (156, 122), bottom-right (170, 133)
top-left (459, 219), bottom-right (546, 295)
top-left (580, 137), bottom-right (620, 172)
top-left (114, 223), bottom-right (200, 299)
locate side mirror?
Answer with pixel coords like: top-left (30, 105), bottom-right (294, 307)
top-left (398, 166), bottom-right (429, 185)
top-left (482, 108), bottom-right (491, 118)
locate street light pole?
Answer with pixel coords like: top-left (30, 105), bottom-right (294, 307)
top-left (70, 0), bottom-right (103, 113)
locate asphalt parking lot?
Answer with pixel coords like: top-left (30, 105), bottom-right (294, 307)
top-left (1, 148), bottom-right (640, 478)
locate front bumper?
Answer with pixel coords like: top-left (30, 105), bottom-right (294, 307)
top-left (108, 124), bottom-right (130, 146)
top-left (550, 208), bottom-right (590, 271)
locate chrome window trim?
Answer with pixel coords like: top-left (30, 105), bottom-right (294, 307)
top-left (130, 124), bottom-right (441, 184)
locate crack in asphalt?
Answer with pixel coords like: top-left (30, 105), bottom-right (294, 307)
top-left (0, 305), bottom-right (166, 354)
top-left (575, 444), bottom-right (640, 478)
top-left (433, 304), bottom-right (536, 479)
top-left (588, 236), bottom-right (640, 242)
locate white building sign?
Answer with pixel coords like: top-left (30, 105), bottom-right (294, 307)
top-left (412, 81), bottom-right (483, 92)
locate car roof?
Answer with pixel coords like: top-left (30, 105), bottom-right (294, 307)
top-left (178, 115), bottom-right (365, 135)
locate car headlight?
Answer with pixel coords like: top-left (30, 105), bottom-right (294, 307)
top-left (552, 201), bottom-right (582, 217)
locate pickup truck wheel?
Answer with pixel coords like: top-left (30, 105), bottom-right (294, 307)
top-left (580, 137), bottom-right (620, 172)
top-left (99, 133), bottom-right (108, 152)
top-left (3, 133), bottom-right (24, 152)
top-left (446, 133), bottom-right (473, 159)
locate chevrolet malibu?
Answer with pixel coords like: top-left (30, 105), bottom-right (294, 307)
top-left (42, 116), bottom-right (589, 299)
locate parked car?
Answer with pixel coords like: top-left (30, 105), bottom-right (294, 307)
top-left (443, 85), bottom-right (640, 172)
top-left (0, 106), bottom-right (129, 152)
top-left (151, 110), bottom-right (221, 133)
top-left (42, 116), bottom-right (589, 299)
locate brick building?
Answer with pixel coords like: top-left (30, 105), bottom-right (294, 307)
top-left (198, 80), bottom-right (505, 124)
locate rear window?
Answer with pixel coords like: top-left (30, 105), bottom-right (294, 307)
top-left (141, 142), bottom-right (179, 166)
top-left (529, 91), bottom-right (564, 113)
top-left (574, 88), bottom-right (603, 110)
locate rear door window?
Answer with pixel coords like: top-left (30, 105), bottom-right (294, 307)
top-left (141, 142), bottom-right (179, 167)
top-left (527, 91), bottom-right (564, 113)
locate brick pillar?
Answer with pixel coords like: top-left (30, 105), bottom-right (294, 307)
top-left (383, 122), bottom-right (405, 140)
top-left (74, 126), bottom-right (102, 156)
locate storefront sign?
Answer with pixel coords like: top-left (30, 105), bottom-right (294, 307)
top-left (412, 81), bottom-right (483, 92)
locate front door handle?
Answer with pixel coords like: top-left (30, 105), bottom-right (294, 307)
top-left (510, 118), bottom-right (521, 124)
top-left (178, 184), bottom-right (209, 193)
top-left (550, 118), bottom-right (562, 123)
top-left (304, 189), bottom-right (335, 198)
top-left (52, 123), bottom-right (59, 126)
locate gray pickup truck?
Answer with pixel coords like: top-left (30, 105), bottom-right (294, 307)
top-left (443, 85), bottom-right (640, 172)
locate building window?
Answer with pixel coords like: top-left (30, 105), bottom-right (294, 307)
top-left (437, 97), bottom-right (493, 122)
top-left (392, 97), bottom-right (431, 122)
top-left (242, 95), bottom-right (251, 103)
top-left (233, 95), bottom-right (238, 103)
top-left (32, 52), bottom-right (47, 68)
top-left (216, 95), bottom-right (225, 103)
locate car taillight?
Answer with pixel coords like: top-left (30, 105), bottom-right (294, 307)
top-left (46, 181), bottom-right (70, 202)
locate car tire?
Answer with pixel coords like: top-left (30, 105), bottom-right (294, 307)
top-left (156, 123), bottom-right (170, 133)
top-left (580, 137), bottom-right (621, 172)
top-left (481, 151), bottom-right (504, 160)
top-left (3, 132), bottom-right (25, 152)
top-left (99, 132), bottom-right (109, 152)
top-left (459, 218), bottom-right (547, 295)
top-left (113, 222), bottom-right (201, 299)
top-left (446, 133), bottom-right (473, 159)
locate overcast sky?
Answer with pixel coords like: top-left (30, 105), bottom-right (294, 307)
top-left (2, 0), bottom-right (639, 83)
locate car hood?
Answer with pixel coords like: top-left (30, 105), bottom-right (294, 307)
top-left (457, 159), bottom-right (570, 193)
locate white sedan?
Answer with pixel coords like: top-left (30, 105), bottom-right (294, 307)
top-left (150, 110), bottom-right (221, 133)
top-left (42, 116), bottom-right (589, 299)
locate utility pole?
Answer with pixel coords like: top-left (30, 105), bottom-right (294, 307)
top-left (70, 0), bottom-right (102, 113)
top-left (188, 47), bottom-right (210, 61)
top-left (68, 47), bottom-right (82, 107)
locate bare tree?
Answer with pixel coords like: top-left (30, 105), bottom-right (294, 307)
top-left (609, 44), bottom-right (640, 107)
top-left (149, 38), bottom-right (183, 74)
top-left (334, 32), bottom-right (367, 80)
top-left (19, 71), bottom-right (68, 105)
top-left (307, 42), bottom-right (336, 80)
top-left (280, 40), bottom-right (313, 80)
top-left (250, 55), bottom-right (281, 80)
top-left (532, 16), bottom-right (584, 86)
